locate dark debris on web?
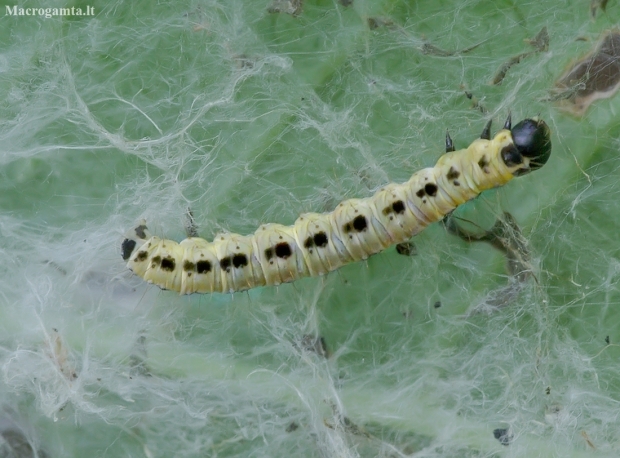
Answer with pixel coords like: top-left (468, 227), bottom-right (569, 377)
top-left (552, 30), bottom-right (620, 116)
top-left (492, 27), bottom-right (549, 85)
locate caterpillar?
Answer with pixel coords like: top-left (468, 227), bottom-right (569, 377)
top-left (121, 116), bottom-right (551, 295)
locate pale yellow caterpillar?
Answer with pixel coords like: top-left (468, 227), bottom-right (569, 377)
top-left (122, 116), bottom-right (551, 294)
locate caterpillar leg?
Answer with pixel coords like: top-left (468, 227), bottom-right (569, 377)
top-left (395, 241), bottom-right (416, 256)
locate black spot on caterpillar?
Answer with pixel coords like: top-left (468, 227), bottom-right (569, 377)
top-left (122, 117), bottom-right (552, 294)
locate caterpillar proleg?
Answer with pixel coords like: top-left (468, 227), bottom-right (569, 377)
top-left (121, 116), bottom-right (552, 294)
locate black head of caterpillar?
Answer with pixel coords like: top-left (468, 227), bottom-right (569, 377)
top-left (122, 115), bottom-right (552, 295)
top-left (509, 118), bottom-right (552, 174)
top-left (496, 116), bottom-right (552, 177)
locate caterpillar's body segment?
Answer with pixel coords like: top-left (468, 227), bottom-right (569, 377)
top-left (122, 117), bottom-right (552, 294)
